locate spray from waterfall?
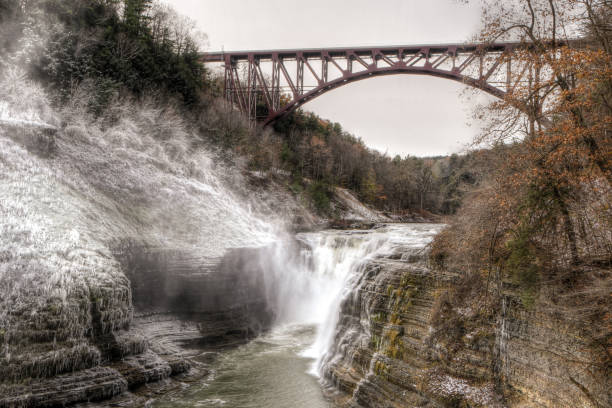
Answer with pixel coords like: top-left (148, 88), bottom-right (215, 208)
top-left (0, 62), bottom-right (289, 355)
top-left (254, 224), bottom-right (443, 377)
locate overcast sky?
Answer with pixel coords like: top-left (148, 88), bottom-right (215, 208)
top-left (164, 0), bottom-right (493, 157)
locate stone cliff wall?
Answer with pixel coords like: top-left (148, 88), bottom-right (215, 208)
top-left (0, 245), bottom-right (276, 408)
top-left (323, 250), bottom-right (610, 408)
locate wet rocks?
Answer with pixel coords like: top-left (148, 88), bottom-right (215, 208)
top-left (112, 351), bottom-right (172, 390)
top-left (0, 367), bottom-right (128, 408)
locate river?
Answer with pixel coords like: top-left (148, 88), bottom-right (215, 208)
top-left (152, 223), bottom-right (441, 408)
top-left (153, 324), bottom-right (328, 408)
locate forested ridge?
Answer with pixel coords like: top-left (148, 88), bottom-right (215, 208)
top-left (1, 0), bottom-right (206, 106)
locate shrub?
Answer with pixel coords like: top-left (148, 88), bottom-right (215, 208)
top-left (505, 227), bottom-right (539, 308)
top-left (307, 180), bottom-right (331, 213)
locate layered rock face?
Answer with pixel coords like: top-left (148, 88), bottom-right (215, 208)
top-left (0, 243), bottom-right (275, 408)
top-left (322, 252), bottom-right (474, 408)
top-left (118, 246), bottom-right (273, 345)
top-left (496, 290), bottom-right (610, 408)
top-left (323, 250), bottom-right (610, 407)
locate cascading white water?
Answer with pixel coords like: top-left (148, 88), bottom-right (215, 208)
top-left (257, 224), bottom-right (442, 377)
top-left (298, 230), bottom-right (391, 375)
top-left (259, 232), bottom-right (386, 326)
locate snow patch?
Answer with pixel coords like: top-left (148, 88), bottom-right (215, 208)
top-left (333, 187), bottom-right (389, 221)
top-left (429, 374), bottom-right (500, 407)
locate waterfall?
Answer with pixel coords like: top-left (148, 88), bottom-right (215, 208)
top-left (258, 224), bottom-right (442, 377)
top-left (298, 230), bottom-right (389, 376)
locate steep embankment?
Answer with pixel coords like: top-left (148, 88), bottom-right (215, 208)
top-left (323, 243), bottom-right (610, 407)
top-left (0, 74), bottom-right (311, 406)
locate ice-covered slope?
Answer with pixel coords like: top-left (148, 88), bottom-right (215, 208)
top-left (0, 74), bottom-right (285, 403)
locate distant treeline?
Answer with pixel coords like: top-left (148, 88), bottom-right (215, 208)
top-left (270, 111), bottom-right (479, 215)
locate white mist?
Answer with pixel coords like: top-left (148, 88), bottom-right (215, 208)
top-left (257, 224), bottom-right (442, 377)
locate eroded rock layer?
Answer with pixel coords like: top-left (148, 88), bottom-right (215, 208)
top-left (0, 246), bottom-right (275, 408)
top-left (323, 251), bottom-right (610, 408)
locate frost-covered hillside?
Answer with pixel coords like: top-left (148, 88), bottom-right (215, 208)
top-left (0, 71), bottom-right (287, 394)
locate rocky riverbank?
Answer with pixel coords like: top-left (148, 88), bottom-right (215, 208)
top-left (322, 246), bottom-right (610, 407)
top-left (0, 95), bottom-right (283, 407)
top-left (0, 245), bottom-right (278, 408)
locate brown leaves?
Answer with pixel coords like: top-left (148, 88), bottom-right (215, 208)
top-left (441, 0), bottom-right (612, 276)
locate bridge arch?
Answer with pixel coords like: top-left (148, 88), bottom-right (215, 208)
top-left (202, 42), bottom-right (568, 126)
top-left (262, 65), bottom-right (506, 126)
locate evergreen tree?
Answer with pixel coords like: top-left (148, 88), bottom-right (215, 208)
top-left (123, 0), bottom-right (152, 36)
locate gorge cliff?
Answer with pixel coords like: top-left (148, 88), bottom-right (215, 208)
top-left (322, 247), bottom-right (610, 408)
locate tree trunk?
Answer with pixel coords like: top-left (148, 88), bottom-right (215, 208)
top-left (554, 187), bottom-right (580, 267)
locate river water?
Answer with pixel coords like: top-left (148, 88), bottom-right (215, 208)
top-left (153, 224), bottom-right (441, 408)
top-left (154, 324), bottom-right (329, 408)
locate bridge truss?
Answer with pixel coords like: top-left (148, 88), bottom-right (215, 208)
top-left (203, 42), bottom-right (536, 126)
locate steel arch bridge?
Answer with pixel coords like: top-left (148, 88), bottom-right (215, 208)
top-left (201, 42), bottom-right (553, 126)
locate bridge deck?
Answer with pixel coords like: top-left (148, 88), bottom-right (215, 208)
top-left (201, 42), bottom-right (524, 62)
